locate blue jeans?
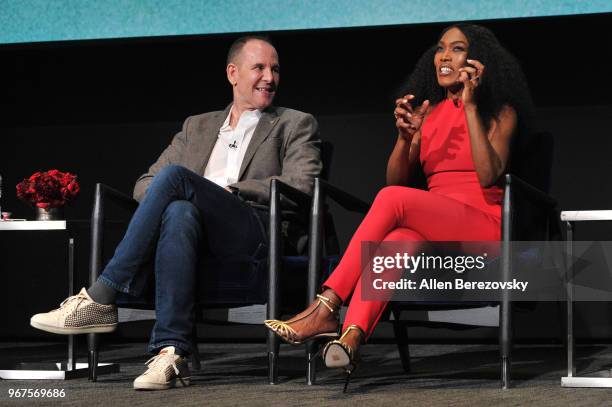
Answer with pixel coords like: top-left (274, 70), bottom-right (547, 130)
top-left (98, 165), bottom-right (267, 354)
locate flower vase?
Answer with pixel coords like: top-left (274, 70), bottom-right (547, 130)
top-left (35, 206), bottom-right (64, 221)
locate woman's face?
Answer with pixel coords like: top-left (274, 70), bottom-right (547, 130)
top-left (434, 27), bottom-right (470, 89)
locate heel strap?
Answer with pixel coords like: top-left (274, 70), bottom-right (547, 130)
top-left (316, 294), bottom-right (341, 313)
top-left (322, 325), bottom-right (364, 365)
top-left (340, 325), bottom-right (365, 342)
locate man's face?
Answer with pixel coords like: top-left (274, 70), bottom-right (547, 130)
top-left (227, 40), bottom-right (280, 112)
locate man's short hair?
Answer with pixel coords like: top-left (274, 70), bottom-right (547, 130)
top-left (226, 35), bottom-right (275, 65)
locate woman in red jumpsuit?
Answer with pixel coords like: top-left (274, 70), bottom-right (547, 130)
top-left (265, 23), bottom-right (534, 380)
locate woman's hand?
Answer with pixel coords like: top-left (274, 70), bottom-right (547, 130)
top-left (394, 94), bottom-right (429, 141)
top-left (457, 59), bottom-right (485, 106)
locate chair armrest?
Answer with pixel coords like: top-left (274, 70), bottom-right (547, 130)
top-left (505, 174), bottom-right (557, 208)
top-left (270, 179), bottom-right (312, 209)
top-left (305, 178), bottom-right (370, 315)
top-left (89, 183), bottom-right (139, 284)
top-left (96, 183), bottom-right (139, 211)
top-left (504, 174), bottom-right (559, 242)
top-left (267, 179), bottom-right (314, 322)
top-left (314, 178), bottom-right (370, 214)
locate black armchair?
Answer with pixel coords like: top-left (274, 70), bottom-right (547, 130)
top-left (86, 178), bottom-right (326, 383)
top-left (305, 132), bottom-right (559, 388)
top-left (389, 171), bottom-right (559, 389)
top-left (305, 178), bottom-right (370, 384)
top-left (86, 141), bottom-right (338, 384)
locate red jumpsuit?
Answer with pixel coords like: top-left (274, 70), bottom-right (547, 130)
top-left (323, 99), bottom-right (503, 337)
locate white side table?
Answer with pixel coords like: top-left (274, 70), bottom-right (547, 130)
top-left (561, 210), bottom-right (612, 387)
top-left (0, 220), bottom-right (119, 379)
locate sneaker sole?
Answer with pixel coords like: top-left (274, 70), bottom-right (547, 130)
top-left (30, 320), bottom-right (117, 335)
top-left (134, 377), bottom-right (191, 390)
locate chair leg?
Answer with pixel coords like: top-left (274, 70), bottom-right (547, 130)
top-left (391, 310), bottom-right (411, 373)
top-left (190, 353), bottom-right (201, 371)
top-left (191, 325), bottom-right (201, 371)
top-left (500, 300), bottom-right (512, 389)
top-left (307, 339), bottom-right (323, 385)
top-left (268, 179), bottom-right (282, 384)
top-left (267, 330), bottom-right (280, 384)
top-left (87, 333), bottom-right (98, 382)
top-left (501, 356), bottom-right (511, 389)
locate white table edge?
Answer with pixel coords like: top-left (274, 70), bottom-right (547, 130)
top-left (560, 210), bottom-right (612, 222)
top-left (0, 220), bottom-right (67, 230)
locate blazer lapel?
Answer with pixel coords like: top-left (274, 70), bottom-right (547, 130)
top-left (238, 107), bottom-right (280, 179)
top-left (196, 104), bottom-right (232, 174)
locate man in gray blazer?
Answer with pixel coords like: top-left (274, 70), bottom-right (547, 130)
top-left (30, 36), bottom-right (321, 390)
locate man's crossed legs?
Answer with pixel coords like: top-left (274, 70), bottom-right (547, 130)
top-left (31, 165), bottom-right (267, 390)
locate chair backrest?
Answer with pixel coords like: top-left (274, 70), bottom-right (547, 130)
top-left (508, 131), bottom-right (554, 193)
top-left (198, 140), bottom-right (336, 306)
top-left (392, 133), bottom-right (557, 315)
top-left (506, 131), bottom-right (558, 242)
top-left (320, 140), bottom-right (334, 181)
top-left (318, 140), bottom-right (343, 256)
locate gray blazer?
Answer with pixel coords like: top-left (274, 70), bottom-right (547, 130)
top-left (133, 105), bottom-right (322, 206)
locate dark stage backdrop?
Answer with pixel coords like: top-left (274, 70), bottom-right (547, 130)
top-left (1, 13), bottom-right (612, 341)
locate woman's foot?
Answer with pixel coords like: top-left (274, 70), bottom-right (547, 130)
top-left (322, 325), bottom-right (365, 393)
top-left (339, 327), bottom-right (362, 358)
top-left (264, 289), bottom-right (341, 345)
top-left (323, 325), bottom-right (365, 371)
top-left (323, 325), bottom-right (364, 368)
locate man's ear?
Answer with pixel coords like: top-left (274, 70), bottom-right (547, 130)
top-left (227, 63), bottom-right (237, 86)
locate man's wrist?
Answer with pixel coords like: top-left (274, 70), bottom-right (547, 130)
top-left (226, 186), bottom-right (239, 195)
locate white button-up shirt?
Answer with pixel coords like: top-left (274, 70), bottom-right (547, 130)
top-left (204, 108), bottom-right (262, 188)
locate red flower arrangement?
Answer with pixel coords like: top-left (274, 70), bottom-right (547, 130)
top-left (16, 169), bottom-right (80, 209)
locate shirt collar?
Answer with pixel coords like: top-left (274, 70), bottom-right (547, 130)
top-left (220, 106), bottom-right (263, 132)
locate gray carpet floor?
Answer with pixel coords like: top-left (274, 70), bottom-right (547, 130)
top-left (1, 341), bottom-right (612, 406)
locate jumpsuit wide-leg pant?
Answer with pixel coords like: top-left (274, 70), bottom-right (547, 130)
top-left (323, 185), bottom-right (501, 338)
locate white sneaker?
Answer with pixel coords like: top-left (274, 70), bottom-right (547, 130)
top-left (133, 346), bottom-right (191, 390)
top-left (30, 288), bottom-right (118, 335)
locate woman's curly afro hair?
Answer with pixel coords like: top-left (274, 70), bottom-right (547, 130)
top-left (398, 23), bottom-right (535, 133)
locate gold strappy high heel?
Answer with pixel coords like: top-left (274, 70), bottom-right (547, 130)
top-left (322, 325), bottom-right (364, 393)
top-left (264, 294), bottom-right (340, 345)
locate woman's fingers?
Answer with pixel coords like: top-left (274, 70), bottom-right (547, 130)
top-left (395, 95), bottom-right (428, 137)
top-left (466, 59), bottom-right (485, 84)
top-left (395, 95), bottom-right (414, 105)
top-left (467, 59), bottom-right (485, 72)
top-left (396, 112), bottom-right (420, 128)
top-left (457, 70), bottom-right (470, 85)
top-left (459, 66), bottom-right (477, 76)
top-left (394, 107), bottom-right (411, 117)
top-left (395, 94), bottom-right (415, 112)
top-left (397, 119), bottom-right (412, 129)
top-left (416, 99), bottom-right (430, 115)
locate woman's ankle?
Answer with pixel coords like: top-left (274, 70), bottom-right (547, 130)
top-left (321, 288), bottom-right (342, 307)
top-left (342, 328), bottom-right (363, 352)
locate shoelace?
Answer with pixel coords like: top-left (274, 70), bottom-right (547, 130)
top-left (57, 293), bottom-right (88, 317)
top-left (144, 353), bottom-right (182, 377)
